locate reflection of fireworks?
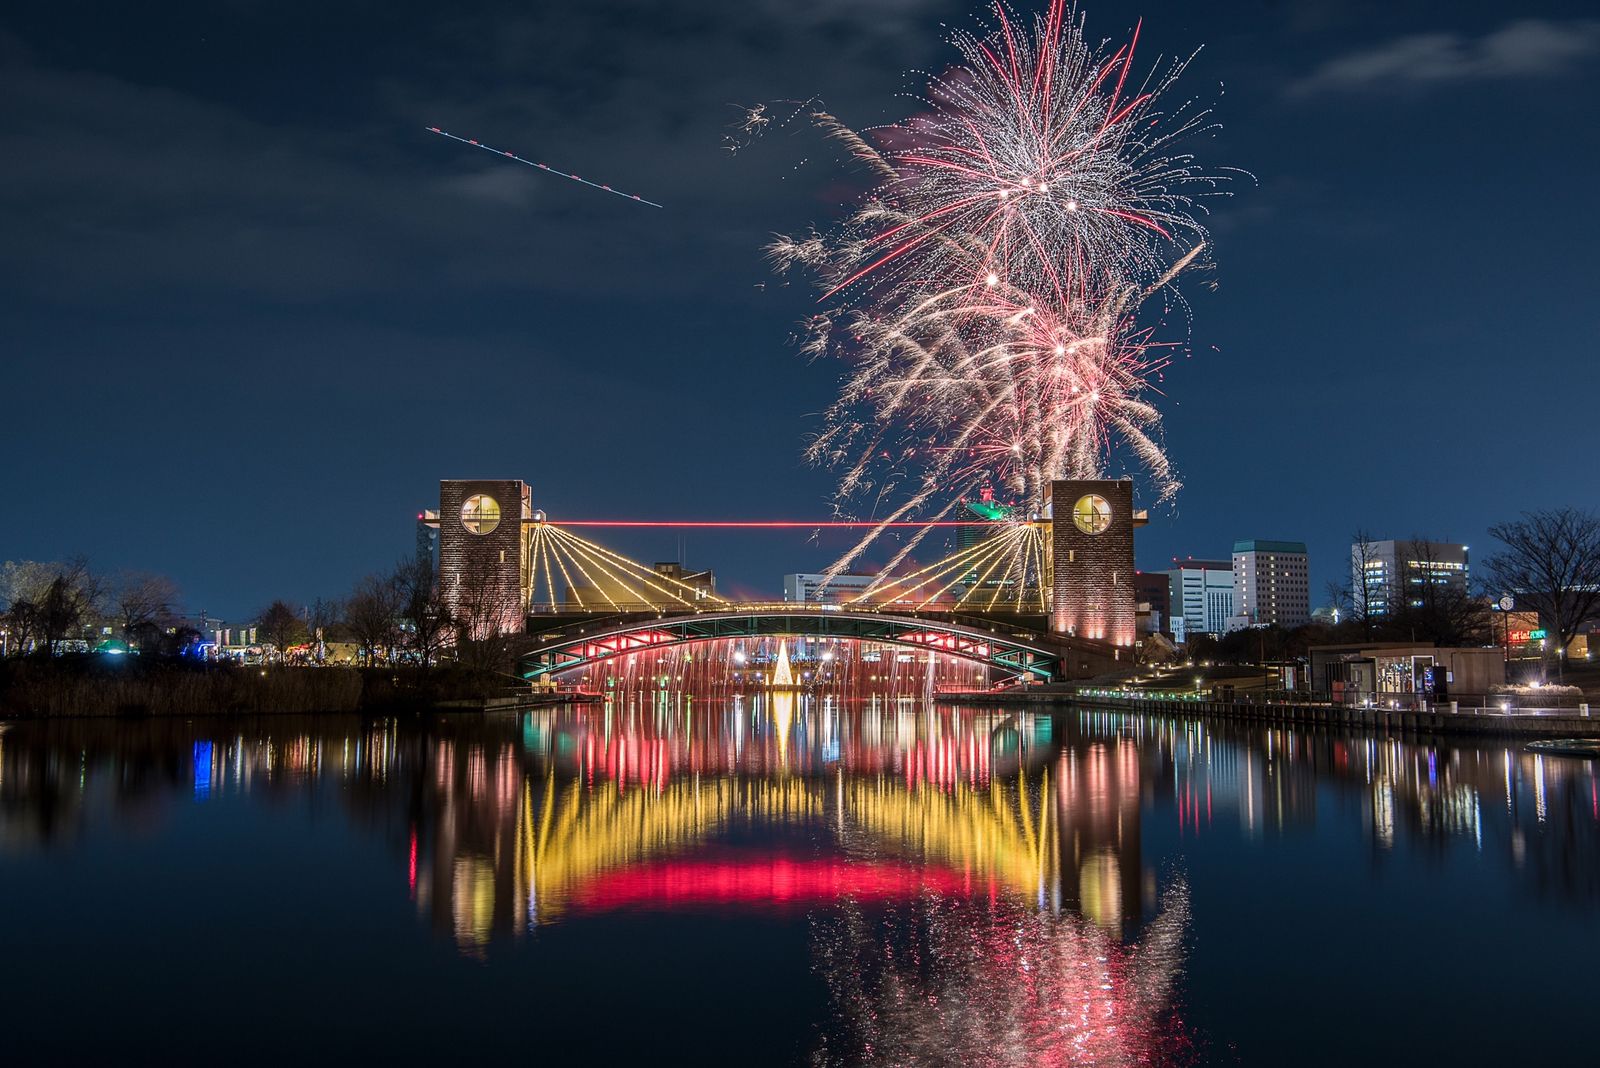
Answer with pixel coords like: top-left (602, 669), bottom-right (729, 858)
top-left (758, 1), bottom-right (1235, 572)
top-left (812, 881), bottom-right (1196, 1067)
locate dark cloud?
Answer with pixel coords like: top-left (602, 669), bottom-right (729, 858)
top-left (0, 3), bottom-right (961, 309)
top-left (1289, 18), bottom-right (1600, 96)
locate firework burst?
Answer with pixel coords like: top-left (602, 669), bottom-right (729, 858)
top-left (758, 1), bottom-right (1236, 581)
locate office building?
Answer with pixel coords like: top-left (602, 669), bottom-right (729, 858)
top-left (1134, 571), bottom-right (1172, 635)
top-left (1233, 540), bottom-right (1310, 628)
top-left (1351, 539), bottom-right (1469, 617)
top-left (652, 562), bottom-right (716, 598)
top-left (783, 573), bottom-right (876, 604)
top-left (416, 510), bottom-right (439, 577)
top-left (1162, 559), bottom-right (1235, 638)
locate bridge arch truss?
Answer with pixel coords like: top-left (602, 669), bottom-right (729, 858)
top-left (517, 610), bottom-right (1060, 682)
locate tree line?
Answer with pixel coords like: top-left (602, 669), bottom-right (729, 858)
top-left (0, 555), bottom-right (503, 672)
top-left (2, 558), bottom-right (188, 657)
top-left (1336, 508), bottom-right (1600, 670)
top-left (253, 557), bottom-right (455, 668)
top-left (247, 557), bottom-right (517, 673)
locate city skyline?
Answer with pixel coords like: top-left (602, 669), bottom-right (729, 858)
top-left (3, 0), bottom-right (1597, 616)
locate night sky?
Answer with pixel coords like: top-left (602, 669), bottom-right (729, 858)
top-left (4, 0), bottom-right (1598, 619)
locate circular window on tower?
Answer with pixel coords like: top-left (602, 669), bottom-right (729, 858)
top-left (1071, 494), bottom-right (1112, 535)
top-left (460, 494), bottom-right (502, 535)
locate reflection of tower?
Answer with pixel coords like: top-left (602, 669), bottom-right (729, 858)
top-left (415, 738), bottom-right (532, 956)
top-left (1049, 479), bottom-right (1137, 645)
top-left (438, 479), bottom-right (531, 635)
top-left (1055, 736), bottom-right (1143, 935)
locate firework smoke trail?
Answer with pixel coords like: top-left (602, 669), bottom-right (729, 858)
top-left (426, 127), bottom-right (663, 208)
top-left (752, 1), bottom-right (1237, 581)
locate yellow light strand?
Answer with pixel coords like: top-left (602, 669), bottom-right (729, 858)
top-left (975, 527), bottom-right (1030, 611)
top-left (550, 526), bottom-right (725, 608)
top-left (545, 533), bottom-right (589, 611)
top-left (939, 532), bottom-right (1020, 609)
top-left (851, 532), bottom-right (1010, 606)
top-left (554, 532), bottom-right (667, 609)
top-left (550, 536), bottom-right (625, 611)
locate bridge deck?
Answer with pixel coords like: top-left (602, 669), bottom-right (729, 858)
top-left (516, 605), bottom-right (1128, 682)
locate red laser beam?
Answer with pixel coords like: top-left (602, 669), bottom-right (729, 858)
top-left (533, 520), bottom-right (1008, 528)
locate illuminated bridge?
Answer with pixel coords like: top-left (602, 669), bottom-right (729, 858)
top-left (424, 478), bottom-right (1142, 683)
top-left (517, 606), bottom-right (1121, 683)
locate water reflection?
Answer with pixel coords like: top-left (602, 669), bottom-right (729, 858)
top-left (422, 696), bottom-right (1074, 948)
top-left (2, 703), bottom-right (1598, 1062)
top-left (813, 886), bottom-right (1194, 1067)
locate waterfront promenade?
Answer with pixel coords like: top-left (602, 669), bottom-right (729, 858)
top-left (936, 685), bottom-right (1600, 739)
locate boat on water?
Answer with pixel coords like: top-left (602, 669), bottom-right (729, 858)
top-left (1525, 739), bottom-right (1600, 759)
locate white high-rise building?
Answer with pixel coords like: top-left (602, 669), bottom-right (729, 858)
top-left (1161, 560), bottom-right (1235, 637)
top-left (782, 573), bottom-right (876, 604)
top-left (1232, 540), bottom-right (1310, 628)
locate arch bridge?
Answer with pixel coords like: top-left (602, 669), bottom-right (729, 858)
top-left (517, 608), bottom-right (1075, 682)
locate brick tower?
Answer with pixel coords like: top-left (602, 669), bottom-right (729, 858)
top-left (1049, 479), bottom-right (1137, 646)
top-left (438, 479), bottom-right (530, 637)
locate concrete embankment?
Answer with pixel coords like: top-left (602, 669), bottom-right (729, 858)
top-left (934, 688), bottom-right (1600, 739)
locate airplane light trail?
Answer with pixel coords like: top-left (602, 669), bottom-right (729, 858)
top-left (425, 127), bottom-right (663, 208)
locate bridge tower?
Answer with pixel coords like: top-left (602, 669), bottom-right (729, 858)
top-left (439, 479), bottom-right (531, 635)
top-left (1049, 479), bottom-right (1138, 647)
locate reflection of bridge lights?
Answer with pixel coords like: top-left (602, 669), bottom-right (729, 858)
top-left (574, 857), bottom-right (966, 910)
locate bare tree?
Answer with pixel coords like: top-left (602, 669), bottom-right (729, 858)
top-left (393, 558), bottom-right (451, 668)
top-left (305, 597), bottom-right (344, 664)
top-left (113, 571), bottom-right (181, 648)
top-left (256, 600), bottom-right (308, 663)
top-left (1, 561), bottom-right (54, 613)
top-left (1, 560), bottom-right (57, 655)
top-left (451, 561), bottom-right (523, 676)
top-left (16, 557), bottom-right (103, 656)
top-left (1324, 579), bottom-right (1353, 625)
top-left (344, 574), bottom-right (401, 666)
top-left (1485, 508), bottom-right (1600, 677)
top-left (1385, 536), bottom-right (1489, 648)
top-left (1347, 530), bottom-right (1384, 638)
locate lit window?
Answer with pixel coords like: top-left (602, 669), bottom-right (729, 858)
top-left (1071, 494), bottom-right (1112, 535)
top-left (461, 494), bottom-right (502, 535)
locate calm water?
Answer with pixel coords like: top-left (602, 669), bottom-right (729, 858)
top-left (2, 697), bottom-right (1597, 1065)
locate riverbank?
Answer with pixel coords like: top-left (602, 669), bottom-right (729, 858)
top-left (936, 687), bottom-right (1600, 739)
top-left (0, 658), bottom-right (537, 718)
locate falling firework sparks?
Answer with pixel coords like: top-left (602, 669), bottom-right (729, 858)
top-left (755, 1), bottom-right (1238, 579)
top-left (426, 127), bottom-right (664, 208)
